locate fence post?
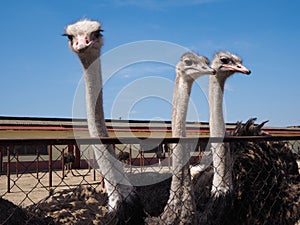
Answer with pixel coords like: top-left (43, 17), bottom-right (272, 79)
top-left (62, 148), bottom-right (65, 179)
top-left (75, 144), bottom-right (80, 169)
top-left (15, 151), bottom-right (19, 177)
top-left (100, 174), bottom-right (105, 190)
top-left (0, 146), bottom-right (3, 174)
top-left (88, 149), bottom-right (91, 172)
top-left (7, 146), bottom-right (11, 193)
top-left (198, 145), bottom-right (202, 161)
top-left (48, 145), bottom-right (52, 189)
top-left (168, 144), bottom-right (171, 170)
top-left (36, 146), bottom-right (39, 180)
top-left (129, 145), bottom-right (132, 173)
top-left (140, 146), bottom-right (144, 172)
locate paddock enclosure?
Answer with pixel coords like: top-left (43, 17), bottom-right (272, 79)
top-left (0, 117), bottom-right (300, 225)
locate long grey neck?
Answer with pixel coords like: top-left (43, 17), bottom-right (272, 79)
top-left (209, 74), bottom-right (226, 137)
top-left (81, 57), bottom-right (108, 138)
top-left (172, 75), bottom-right (193, 138)
top-left (209, 73), bottom-right (233, 196)
top-left (165, 71), bottom-right (197, 224)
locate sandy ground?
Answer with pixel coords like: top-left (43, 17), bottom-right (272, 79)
top-left (1, 159), bottom-right (299, 207)
top-left (0, 161), bottom-right (299, 225)
top-left (0, 169), bottom-right (104, 206)
top-left (0, 164), bottom-right (172, 207)
top-left (0, 166), bottom-right (172, 225)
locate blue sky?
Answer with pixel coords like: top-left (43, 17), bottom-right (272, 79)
top-left (0, 0), bottom-right (299, 127)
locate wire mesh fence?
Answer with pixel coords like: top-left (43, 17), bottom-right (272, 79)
top-left (0, 135), bottom-right (299, 225)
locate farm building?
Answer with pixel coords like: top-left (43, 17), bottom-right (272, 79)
top-left (1, 116), bottom-right (300, 225)
top-left (1, 116), bottom-right (300, 139)
top-left (1, 116), bottom-right (299, 173)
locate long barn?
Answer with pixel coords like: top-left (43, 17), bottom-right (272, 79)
top-left (0, 116), bottom-right (300, 173)
top-left (1, 116), bottom-right (300, 139)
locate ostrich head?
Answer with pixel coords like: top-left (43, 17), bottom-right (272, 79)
top-left (211, 52), bottom-right (251, 79)
top-left (64, 19), bottom-right (103, 66)
top-left (176, 52), bottom-right (216, 81)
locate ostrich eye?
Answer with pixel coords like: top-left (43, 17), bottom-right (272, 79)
top-left (93, 30), bottom-right (103, 39)
top-left (63, 34), bottom-right (73, 41)
top-left (220, 57), bottom-right (229, 64)
top-left (62, 33), bottom-right (74, 41)
top-left (184, 59), bottom-right (193, 66)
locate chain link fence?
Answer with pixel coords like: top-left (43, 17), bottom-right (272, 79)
top-left (0, 134), bottom-right (300, 225)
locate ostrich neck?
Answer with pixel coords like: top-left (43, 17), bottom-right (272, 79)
top-left (209, 73), bottom-right (233, 196)
top-left (80, 54), bottom-right (133, 209)
top-left (81, 56), bottom-right (108, 138)
top-left (172, 75), bottom-right (193, 137)
top-left (209, 75), bottom-right (226, 137)
top-left (163, 72), bottom-right (197, 224)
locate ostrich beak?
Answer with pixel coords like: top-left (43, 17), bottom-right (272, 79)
top-left (222, 64), bottom-right (251, 75)
top-left (73, 35), bottom-right (96, 52)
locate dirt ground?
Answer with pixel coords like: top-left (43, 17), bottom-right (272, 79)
top-left (1, 161), bottom-right (300, 225)
top-left (0, 169), bottom-right (102, 207)
top-left (0, 167), bottom-right (172, 225)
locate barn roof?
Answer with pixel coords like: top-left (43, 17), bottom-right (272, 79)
top-left (0, 116), bottom-right (299, 135)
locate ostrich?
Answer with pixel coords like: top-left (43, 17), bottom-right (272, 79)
top-left (160, 52), bottom-right (216, 224)
top-left (191, 53), bottom-right (300, 225)
top-left (195, 52), bottom-right (251, 224)
top-left (227, 118), bottom-right (300, 225)
top-left (209, 51), bottom-right (251, 197)
top-left (195, 118), bottom-right (300, 225)
top-left (191, 51), bottom-right (251, 190)
top-left (64, 19), bottom-right (144, 224)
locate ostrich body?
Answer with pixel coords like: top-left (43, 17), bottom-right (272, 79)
top-left (64, 19), bottom-right (144, 224)
top-left (209, 52), bottom-right (251, 197)
top-left (194, 119), bottom-right (300, 225)
top-left (228, 119), bottom-right (300, 225)
top-left (161, 52), bottom-right (215, 224)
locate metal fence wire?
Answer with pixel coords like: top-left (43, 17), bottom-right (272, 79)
top-left (0, 135), bottom-right (300, 225)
